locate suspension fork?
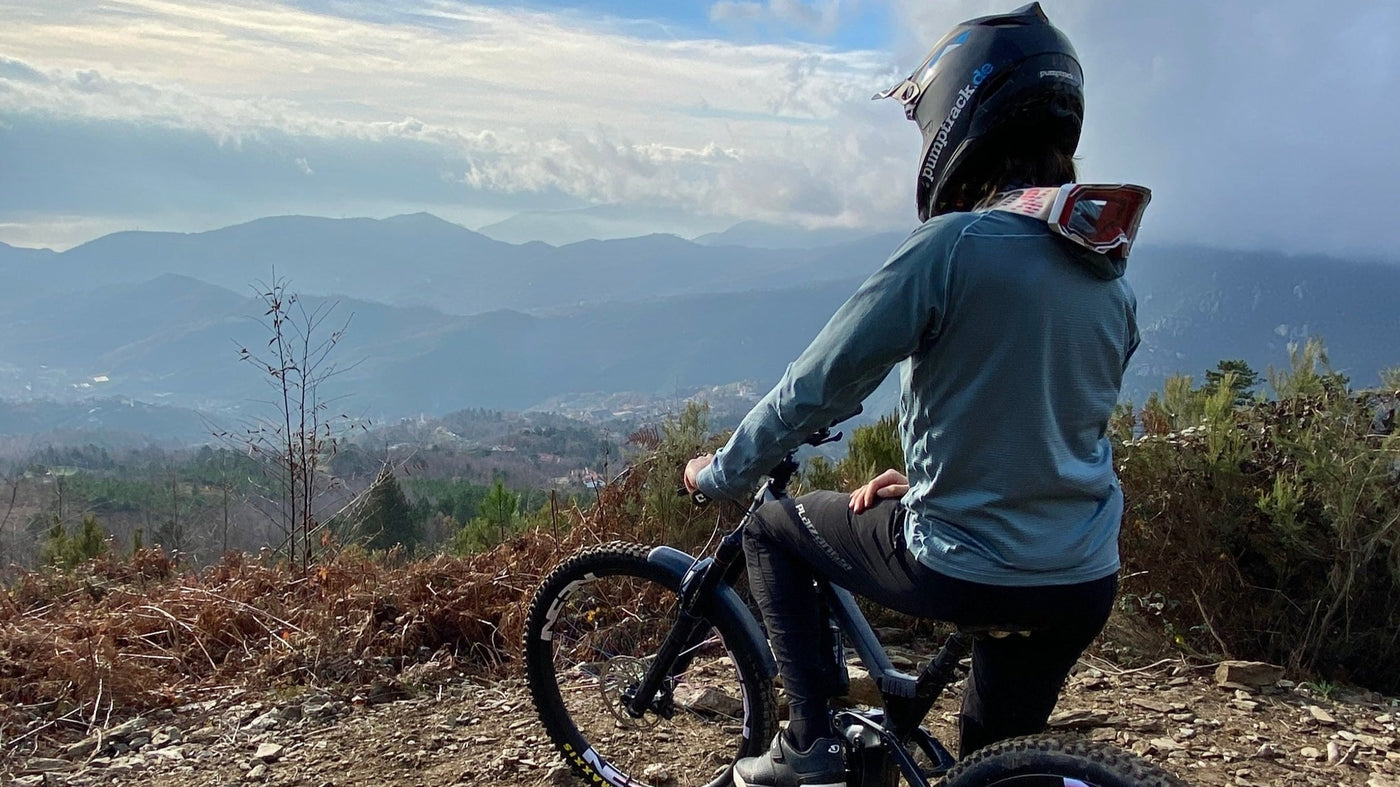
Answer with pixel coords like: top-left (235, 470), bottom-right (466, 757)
top-left (623, 463), bottom-right (802, 719)
top-left (622, 511), bottom-right (756, 718)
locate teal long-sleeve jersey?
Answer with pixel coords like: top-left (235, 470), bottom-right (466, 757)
top-left (695, 208), bottom-right (1139, 587)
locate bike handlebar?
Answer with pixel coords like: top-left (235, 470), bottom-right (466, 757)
top-left (677, 405), bottom-right (864, 506)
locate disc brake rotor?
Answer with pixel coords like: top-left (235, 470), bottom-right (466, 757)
top-left (599, 656), bottom-right (662, 728)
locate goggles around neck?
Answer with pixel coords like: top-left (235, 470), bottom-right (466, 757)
top-left (982, 183), bottom-right (1152, 261)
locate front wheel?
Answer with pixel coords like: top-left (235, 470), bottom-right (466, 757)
top-left (937, 734), bottom-right (1189, 786)
top-left (524, 542), bottom-right (778, 787)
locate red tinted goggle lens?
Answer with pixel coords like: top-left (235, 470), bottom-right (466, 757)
top-left (1050, 184), bottom-right (1152, 260)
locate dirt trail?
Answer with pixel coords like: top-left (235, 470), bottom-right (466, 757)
top-left (8, 657), bottom-right (1399, 787)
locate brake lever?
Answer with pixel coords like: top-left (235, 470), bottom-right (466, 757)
top-left (803, 428), bottom-right (845, 448)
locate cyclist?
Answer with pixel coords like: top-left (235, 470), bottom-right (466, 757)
top-left (683, 4), bottom-right (1143, 786)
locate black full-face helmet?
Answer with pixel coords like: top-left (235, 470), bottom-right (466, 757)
top-left (875, 3), bottom-right (1084, 221)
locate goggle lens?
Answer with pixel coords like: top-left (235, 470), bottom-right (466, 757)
top-left (1051, 184), bottom-right (1151, 260)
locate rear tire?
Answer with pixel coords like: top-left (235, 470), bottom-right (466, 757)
top-left (937, 734), bottom-right (1189, 786)
top-left (524, 542), bottom-right (778, 787)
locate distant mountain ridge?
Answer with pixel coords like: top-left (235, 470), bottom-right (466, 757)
top-left (0, 272), bottom-right (858, 416)
top-left (694, 221), bottom-right (889, 249)
top-left (2, 213), bottom-right (1397, 437)
top-left (48, 213), bottom-right (525, 311)
top-left (0, 397), bottom-right (211, 443)
top-left (0, 240), bottom-right (62, 301)
top-left (6, 213), bottom-right (895, 316)
top-left (478, 204), bottom-right (731, 246)
top-left (1126, 245), bottom-right (1400, 396)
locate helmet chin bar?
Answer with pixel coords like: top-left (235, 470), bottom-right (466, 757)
top-left (983, 184), bottom-right (1152, 261)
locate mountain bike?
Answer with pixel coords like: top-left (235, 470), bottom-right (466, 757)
top-left (524, 413), bottom-right (1188, 787)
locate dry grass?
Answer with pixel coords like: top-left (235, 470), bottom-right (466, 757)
top-left (0, 467), bottom-right (692, 756)
top-left (0, 516), bottom-right (644, 753)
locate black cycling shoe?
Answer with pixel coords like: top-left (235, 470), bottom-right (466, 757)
top-left (732, 731), bottom-right (846, 787)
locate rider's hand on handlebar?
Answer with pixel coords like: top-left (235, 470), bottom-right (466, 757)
top-left (683, 454), bottom-right (714, 494)
top-left (849, 469), bottom-right (909, 513)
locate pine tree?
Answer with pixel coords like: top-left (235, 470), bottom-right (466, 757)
top-left (1204, 359), bottom-right (1262, 406)
top-left (797, 413), bottom-right (904, 492)
top-left (72, 515), bottom-right (106, 562)
top-left (476, 480), bottom-right (519, 544)
top-left (39, 516), bottom-right (68, 566)
top-left (842, 413), bottom-right (904, 488)
top-left (40, 515), bottom-right (107, 568)
top-left (360, 467), bottom-right (419, 552)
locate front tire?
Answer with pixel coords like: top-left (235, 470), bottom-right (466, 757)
top-left (937, 734), bottom-right (1189, 786)
top-left (524, 542), bottom-right (778, 787)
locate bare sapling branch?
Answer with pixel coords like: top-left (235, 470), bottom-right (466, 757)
top-left (221, 273), bottom-right (358, 571)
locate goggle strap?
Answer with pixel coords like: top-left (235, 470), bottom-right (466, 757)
top-left (984, 187), bottom-right (1060, 221)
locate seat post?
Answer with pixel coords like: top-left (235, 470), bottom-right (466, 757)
top-left (914, 630), bottom-right (972, 700)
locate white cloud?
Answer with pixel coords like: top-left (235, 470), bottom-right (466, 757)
top-left (0, 0), bottom-right (910, 242)
top-left (0, 215), bottom-right (138, 251)
top-left (772, 0), bottom-right (844, 32)
top-left (2, 0), bottom-right (1397, 256)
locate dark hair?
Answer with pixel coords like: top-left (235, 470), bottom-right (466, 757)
top-left (934, 134), bottom-right (1078, 215)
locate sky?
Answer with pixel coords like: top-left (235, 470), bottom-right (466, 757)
top-left (1, 0), bottom-right (1397, 257)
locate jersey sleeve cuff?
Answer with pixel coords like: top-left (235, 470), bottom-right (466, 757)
top-left (694, 462), bottom-right (731, 501)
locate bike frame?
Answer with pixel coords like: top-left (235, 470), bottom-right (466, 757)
top-left (623, 433), bottom-right (968, 786)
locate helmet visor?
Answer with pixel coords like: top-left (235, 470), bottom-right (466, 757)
top-left (872, 30), bottom-right (973, 120)
top-left (1048, 184), bottom-right (1152, 260)
top-left (872, 77), bottom-right (922, 119)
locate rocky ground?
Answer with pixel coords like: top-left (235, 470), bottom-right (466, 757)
top-left (5, 657), bottom-right (1399, 787)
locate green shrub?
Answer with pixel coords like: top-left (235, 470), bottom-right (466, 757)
top-left (40, 515), bottom-right (108, 568)
top-left (796, 413), bottom-right (903, 493)
top-left (1117, 342), bottom-right (1400, 692)
top-left (567, 402), bottom-right (739, 552)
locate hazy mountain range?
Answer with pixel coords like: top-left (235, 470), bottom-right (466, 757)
top-left (476, 204), bottom-right (732, 247)
top-left (2, 214), bottom-right (1396, 441)
top-left (0, 213), bottom-right (904, 317)
top-left (693, 221), bottom-right (879, 250)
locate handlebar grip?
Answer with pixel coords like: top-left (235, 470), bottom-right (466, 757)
top-left (676, 486), bottom-right (711, 507)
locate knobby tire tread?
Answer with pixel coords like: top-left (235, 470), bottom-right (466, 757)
top-left (937, 733), bottom-right (1190, 787)
top-left (523, 541), bottom-right (778, 787)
